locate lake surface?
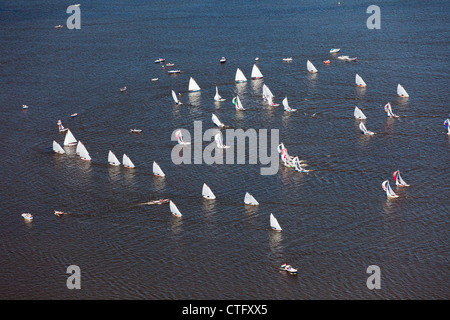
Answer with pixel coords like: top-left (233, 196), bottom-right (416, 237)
top-left (0, 0), bottom-right (448, 299)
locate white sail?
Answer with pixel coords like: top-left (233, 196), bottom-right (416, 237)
top-left (234, 96), bottom-right (245, 111)
top-left (262, 84), bottom-right (274, 100)
top-left (78, 141), bottom-right (91, 161)
top-left (355, 73), bottom-right (367, 87)
top-left (169, 200), bottom-right (182, 217)
top-left (188, 77), bottom-right (201, 92)
top-left (382, 180), bottom-right (398, 198)
top-left (214, 86), bottom-right (225, 101)
top-left (393, 170), bottom-right (409, 187)
top-left (122, 153), bottom-right (135, 168)
top-left (397, 84), bottom-right (409, 98)
top-left (384, 102), bottom-right (398, 118)
top-left (270, 213), bottom-right (282, 232)
top-left (354, 106), bottom-right (367, 119)
top-left (307, 60), bottom-right (318, 73)
top-left (251, 64), bottom-right (263, 79)
top-left (214, 132), bottom-right (230, 149)
top-left (244, 192), bottom-right (259, 205)
top-left (63, 129), bottom-right (77, 146)
top-left (57, 120), bottom-right (67, 132)
top-left (202, 183), bottom-right (216, 200)
top-left (359, 122), bottom-right (375, 135)
top-left (53, 140), bottom-right (65, 154)
top-left (294, 156), bottom-right (309, 173)
top-left (212, 113), bottom-right (224, 127)
top-left (75, 140), bottom-right (83, 154)
top-left (235, 68), bottom-right (247, 83)
top-left (172, 90), bottom-right (182, 104)
top-left (282, 97), bottom-right (296, 112)
top-left (108, 150), bottom-right (121, 166)
top-left (174, 129), bottom-right (191, 145)
top-left (153, 161), bottom-right (165, 177)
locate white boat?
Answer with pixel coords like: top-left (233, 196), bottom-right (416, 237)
top-left (108, 150), bottom-right (121, 166)
top-left (330, 48), bottom-right (341, 54)
top-left (255, 57), bottom-right (260, 61)
top-left (172, 90), bottom-right (182, 105)
top-left (53, 140), bottom-right (65, 154)
top-left (174, 129), bottom-right (191, 145)
top-left (168, 69), bottom-right (181, 74)
top-left (151, 78), bottom-right (159, 81)
top-left (129, 128), bottom-right (142, 133)
top-left (169, 200), bottom-right (182, 217)
top-left (355, 73), bottom-right (367, 87)
top-left (153, 161), bottom-right (165, 177)
top-left (202, 183), bottom-right (216, 200)
top-left (154, 58), bottom-right (165, 63)
top-left (165, 63), bottom-right (175, 67)
top-left (63, 129), bottom-right (77, 146)
top-left (122, 153), bottom-right (135, 168)
top-left (393, 170), bottom-right (409, 187)
top-left (359, 122), bottom-right (375, 135)
top-left (251, 64), bottom-right (263, 79)
top-left (445, 119), bottom-right (450, 135)
top-left (354, 106), bottom-right (367, 120)
top-left (337, 55), bottom-right (350, 61)
top-left (244, 192), bottom-right (259, 205)
top-left (384, 102), bottom-right (399, 118)
top-left (57, 120), bottom-right (68, 132)
top-left (232, 96), bottom-right (245, 111)
top-left (22, 104), bottom-right (29, 109)
top-left (212, 113), bottom-right (225, 128)
top-left (235, 68), bottom-right (247, 83)
top-left (77, 141), bottom-right (91, 161)
top-left (54, 25), bottom-right (63, 29)
top-left (214, 86), bottom-right (226, 102)
top-left (21, 213), bottom-right (33, 221)
top-left (282, 97), bottom-right (297, 112)
top-left (214, 132), bottom-right (230, 149)
top-left (382, 180), bottom-right (399, 198)
top-left (397, 84), bottom-right (409, 98)
top-left (220, 57), bottom-right (227, 63)
top-left (280, 263), bottom-right (298, 275)
top-left (307, 60), bottom-right (318, 73)
top-left (188, 77), bottom-right (201, 92)
top-left (270, 213), bottom-right (282, 232)
top-left (262, 84), bottom-right (274, 101)
top-left (120, 86), bottom-right (127, 92)
top-left (294, 156), bottom-right (309, 173)
top-left (282, 57), bottom-right (293, 62)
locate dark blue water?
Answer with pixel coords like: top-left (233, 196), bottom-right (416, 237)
top-left (0, 0), bottom-right (448, 299)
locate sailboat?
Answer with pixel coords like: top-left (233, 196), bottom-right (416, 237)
top-left (244, 192), bottom-right (259, 205)
top-left (359, 122), bottom-right (375, 135)
top-left (445, 119), bottom-right (450, 135)
top-left (169, 200), bottom-right (182, 217)
top-left (251, 64), bottom-right (263, 79)
top-left (232, 96), bottom-right (245, 111)
top-left (382, 180), bottom-right (399, 198)
top-left (355, 74), bottom-right (367, 87)
top-left (384, 102), bottom-right (399, 118)
top-left (21, 213), bottom-right (33, 221)
top-left (294, 156), bottom-right (309, 173)
top-left (202, 183), bottom-right (216, 200)
top-left (393, 170), bottom-right (409, 187)
top-left (172, 90), bottom-right (182, 105)
top-left (262, 84), bottom-right (274, 101)
top-left (77, 141), bottom-right (91, 161)
top-left (212, 113), bottom-right (225, 128)
top-left (57, 120), bottom-right (68, 132)
top-left (235, 68), bottom-right (247, 83)
top-left (122, 153), bottom-right (135, 168)
top-left (174, 129), bottom-right (191, 145)
top-left (266, 95), bottom-right (279, 107)
top-left (63, 129), bottom-right (77, 146)
top-left (397, 84), bottom-right (409, 98)
top-left (108, 150), bottom-right (121, 166)
top-left (53, 140), bottom-right (65, 154)
top-left (282, 97), bottom-right (297, 112)
top-left (354, 106), bottom-right (367, 120)
top-left (214, 132), bottom-right (230, 149)
top-left (214, 86), bottom-right (226, 102)
top-left (270, 213), bottom-right (282, 232)
top-left (188, 77), bottom-right (201, 92)
top-left (307, 60), bottom-right (318, 73)
top-left (152, 161), bottom-right (165, 177)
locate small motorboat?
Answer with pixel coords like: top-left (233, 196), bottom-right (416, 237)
top-left (129, 129), bottom-right (142, 133)
top-left (22, 104), bottom-right (29, 109)
top-left (337, 55), bottom-right (349, 60)
top-left (323, 60), bottom-right (330, 64)
top-left (330, 48), bottom-right (340, 54)
top-left (255, 57), bottom-right (259, 61)
top-left (147, 199), bottom-right (170, 205)
top-left (282, 57), bottom-right (293, 62)
top-left (54, 210), bottom-right (65, 216)
top-left (151, 78), bottom-right (159, 81)
top-left (54, 25), bottom-right (64, 29)
top-left (120, 86), bottom-right (127, 92)
top-left (71, 113), bottom-right (78, 118)
top-left (167, 69), bottom-right (181, 74)
top-left (345, 57), bottom-right (357, 62)
top-left (220, 57), bottom-right (227, 63)
top-left (154, 58), bottom-right (165, 63)
top-left (280, 263), bottom-right (298, 275)
top-left (21, 213), bottom-right (33, 221)
top-left (165, 63), bottom-right (174, 67)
